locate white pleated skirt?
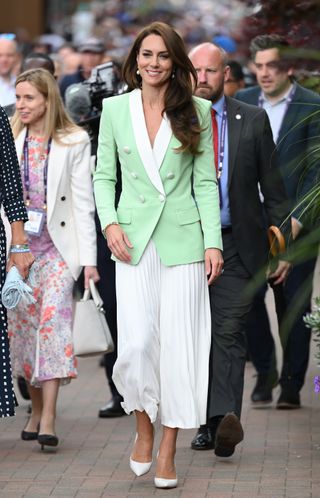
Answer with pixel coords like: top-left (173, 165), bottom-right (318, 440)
top-left (113, 240), bottom-right (211, 429)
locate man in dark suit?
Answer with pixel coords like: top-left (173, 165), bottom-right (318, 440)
top-left (188, 42), bottom-right (290, 456)
top-left (236, 34), bottom-right (320, 409)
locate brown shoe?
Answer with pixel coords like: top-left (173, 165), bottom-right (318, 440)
top-left (214, 413), bottom-right (244, 457)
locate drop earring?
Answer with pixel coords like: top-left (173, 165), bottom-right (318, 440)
top-left (136, 69), bottom-right (140, 75)
top-left (171, 71), bottom-right (175, 79)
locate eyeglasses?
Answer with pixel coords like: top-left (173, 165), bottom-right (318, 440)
top-left (0, 33), bottom-right (16, 40)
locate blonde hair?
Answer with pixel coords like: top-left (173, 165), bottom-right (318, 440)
top-left (11, 68), bottom-right (81, 143)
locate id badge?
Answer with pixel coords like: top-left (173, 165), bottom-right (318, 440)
top-left (25, 208), bottom-right (45, 237)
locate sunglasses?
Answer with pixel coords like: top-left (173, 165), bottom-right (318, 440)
top-left (0, 33), bottom-right (16, 40)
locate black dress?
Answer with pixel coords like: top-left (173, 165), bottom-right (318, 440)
top-left (0, 106), bottom-right (28, 417)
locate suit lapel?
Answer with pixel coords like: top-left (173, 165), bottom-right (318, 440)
top-left (277, 84), bottom-right (301, 146)
top-left (15, 128), bottom-right (27, 166)
top-left (16, 129), bottom-right (65, 225)
top-left (129, 89), bottom-right (167, 195)
top-left (46, 139), bottom-right (66, 224)
top-left (226, 97), bottom-right (242, 187)
top-left (153, 114), bottom-right (172, 171)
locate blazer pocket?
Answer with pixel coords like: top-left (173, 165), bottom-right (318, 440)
top-left (117, 209), bottom-right (132, 224)
top-left (176, 206), bottom-right (200, 225)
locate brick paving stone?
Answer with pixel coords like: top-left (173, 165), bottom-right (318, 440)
top-left (50, 489), bottom-right (78, 497)
top-left (74, 493), bottom-right (103, 498)
top-left (207, 481), bottom-right (235, 492)
top-left (23, 485), bottom-right (56, 496)
top-left (258, 495), bottom-right (285, 498)
top-left (179, 493), bottom-right (208, 498)
top-left (206, 494), bottom-right (233, 498)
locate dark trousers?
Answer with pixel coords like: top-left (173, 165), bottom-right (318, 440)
top-left (96, 231), bottom-right (120, 399)
top-left (207, 231), bottom-right (253, 420)
top-left (246, 250), bottom-right (317, 393)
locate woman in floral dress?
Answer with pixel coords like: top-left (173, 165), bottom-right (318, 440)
top-left (8, 68), bottom-right (99, 449)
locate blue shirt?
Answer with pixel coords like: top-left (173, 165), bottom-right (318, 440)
top-left (212, 96), bottom-right (231, 227)
top-left (260, 84), bottom-right (294, 143)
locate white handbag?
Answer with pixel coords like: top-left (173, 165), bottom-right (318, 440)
top-left (72, 279), bottom-right (114, 357)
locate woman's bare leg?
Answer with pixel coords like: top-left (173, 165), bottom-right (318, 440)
top-left (156, 426), bottom-right (178, 479)
top-left (23, 383), bottom-right (42, 432)
top-left (131, 410), bottom-right (154, 463)
top-left (39, 378), bottom-right (59, 435)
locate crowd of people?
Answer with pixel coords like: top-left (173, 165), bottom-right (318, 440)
top-left (0, 14), bottom-right (319, 491)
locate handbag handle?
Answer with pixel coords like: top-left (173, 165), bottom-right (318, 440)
top-left (268, 225), bottom-right (286, 257)
top-left (82, 279), bottom-right (104, 310)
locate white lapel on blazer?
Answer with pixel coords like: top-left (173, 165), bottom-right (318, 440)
top-left (46, 138), bottom-right (66, 225)
top-left (15, 128), bottom-right (27, 167)
top-left (129, 89), bottom-right (170, 195)
top-left (15, 129), bottom-right (65, 225)
top-left (153, 113), bottom-right (172, 171)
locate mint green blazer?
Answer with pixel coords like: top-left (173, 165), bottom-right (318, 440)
top-left (93, 89), bottom-right (222, 266)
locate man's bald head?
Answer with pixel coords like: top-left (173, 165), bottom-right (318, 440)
top-left (0, 38), bottom-right (18, 78)
top-left (189, 42), bottom-right (230, 103)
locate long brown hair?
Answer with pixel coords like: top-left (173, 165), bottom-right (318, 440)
top-left (122, 22), bottom-right (202, 155)
top-left (11, 68), bottom-right (81, 143)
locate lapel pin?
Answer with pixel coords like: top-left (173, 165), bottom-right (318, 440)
top-left (235, 114), bottom-right (242, 120)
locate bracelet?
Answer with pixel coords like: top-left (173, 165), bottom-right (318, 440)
top-left (10, 248), bottom-right (30, 253)
top-left (11, 244), bottom-right (29, 250)
top-left (102, 222), bottom-right (119, 239)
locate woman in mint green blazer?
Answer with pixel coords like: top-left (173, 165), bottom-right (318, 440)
top-left (94, 22), bottom-right (223, 489)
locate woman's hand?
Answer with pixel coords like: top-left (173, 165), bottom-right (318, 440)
top-left (7, 252), bottom-right (35, 280)
top-left (205, 248), bottom-right (224, 285)
top-left (84, 266), bottom-right (100, 289)
top-left (105, 224), bottom-right (133, 262)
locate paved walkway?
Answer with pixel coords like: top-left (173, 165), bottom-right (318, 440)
top-left (1, 263), bottom-right (320, 498)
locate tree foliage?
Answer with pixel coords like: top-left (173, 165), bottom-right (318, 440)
top-left (239, 0), bottom-right (320, 62)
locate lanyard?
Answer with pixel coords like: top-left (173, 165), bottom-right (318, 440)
top-left (212, 101), bottom-right (227, 179)
top-left (23, 130), bottom-right (52, 210)
top-left (217, 101), bottom-right (227, 179)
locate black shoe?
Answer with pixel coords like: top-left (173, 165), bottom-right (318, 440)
top-left (38, 433), bottom-right (59, 450)
top-left (21, 421), bottom-right (39, 441)
top-left (21, 429), bottom-right (39, 441)
top-left (98, 396), bottom-right (126, 418)
top-left (276, 388), bottom-right (301, 409)
top-left (214, 413), bottom-right (244, 457)
top-left (251, 374), bottom-right (273, 405)
top-left (191, 425), bottom-right (215, 450)
top-left (17, 377), bottom-right (30, 400)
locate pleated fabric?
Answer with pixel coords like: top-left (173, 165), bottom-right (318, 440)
top-left (113, 240), bottom-right (211, 429)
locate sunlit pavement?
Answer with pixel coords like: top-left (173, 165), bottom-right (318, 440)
top-left (0, 258), bottom-right (319, 498)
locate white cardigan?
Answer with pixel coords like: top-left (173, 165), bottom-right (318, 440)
top-left (15, 128), bottom-right (97, 280)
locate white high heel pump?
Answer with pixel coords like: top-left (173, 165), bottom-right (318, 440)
top-left (154, 476), bottom-right (178, 489)
top-left (154, 451), bottom-right (178, 488)
top-left (130, 434), bottom-right (153, 477)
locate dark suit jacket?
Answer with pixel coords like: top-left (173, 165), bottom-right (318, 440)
top-left (225, 96), bottom-right (289, 276)
top-left (59, 67), bottom-right (85, 101)
top-left (235, 84), bottom-right (320, 225)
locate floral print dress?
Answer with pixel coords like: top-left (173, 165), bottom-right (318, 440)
top-left (8, 136), bottom-right (77, 387)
